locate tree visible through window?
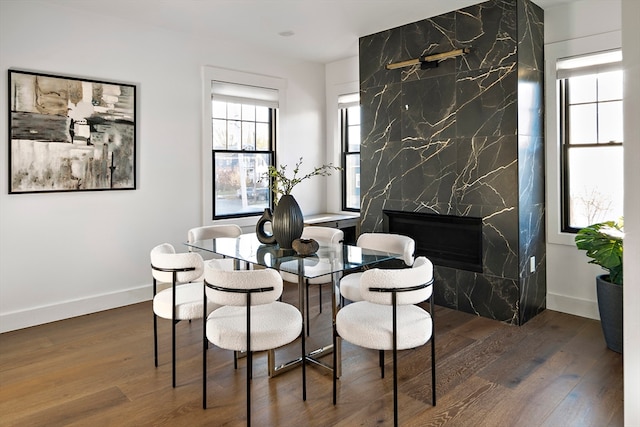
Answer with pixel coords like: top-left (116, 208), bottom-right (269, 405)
top-left (558, 50), bottom-right (623, 231)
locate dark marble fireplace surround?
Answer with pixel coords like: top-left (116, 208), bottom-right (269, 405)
top-left (359, 0), bottom-right (546, 325)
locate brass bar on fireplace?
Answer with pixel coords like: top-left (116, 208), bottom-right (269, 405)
top-left (385, 47), bottom-right (471, 70)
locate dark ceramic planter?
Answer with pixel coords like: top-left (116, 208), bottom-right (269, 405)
top-left (596, 274), bottom-right (623, 353)
top-left (272, 195), bottom-right (304, 249)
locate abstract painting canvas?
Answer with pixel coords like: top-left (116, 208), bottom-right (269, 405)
top-left (8, 70), bottom-right (136, 193)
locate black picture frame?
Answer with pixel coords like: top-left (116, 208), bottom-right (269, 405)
top-left (8, 69), bottom-right (136, 194)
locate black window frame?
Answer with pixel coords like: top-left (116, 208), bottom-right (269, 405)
top-left (341, 105), bottom-right (360, 212)
top-left (211, 103), bottom-right (276, 220)
top-left (559, 72), bottom-right (623, 233)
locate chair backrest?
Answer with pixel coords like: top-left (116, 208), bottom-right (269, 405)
top-left (150, 243), bottom-right (204, 284)
top-left (301, 226), bottom-right (344, 245)
top-left (356, 233), bottom-right (415, 266)
top-left (205, 259), bottom-right (283, 306)
top-left (359, 256), bottom-right (433, 305)
top-left (187, 224), bottom-right (242, 244)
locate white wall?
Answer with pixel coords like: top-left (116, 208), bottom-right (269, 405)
top-left (622, 0), bottom-right (640, 423)
top-left (544, 0), bottom-right (622, 320)
top-left (0, 0), bottom-right (326, 332)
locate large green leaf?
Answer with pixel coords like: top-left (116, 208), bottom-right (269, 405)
top-left (575, 220), bottom-right (624, 286)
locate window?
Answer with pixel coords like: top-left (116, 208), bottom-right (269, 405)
top-left (340, 93), bottom-right (360, 211)
top-left (558, 50), bottom-right (623, 232)
top-left (210, 81), bottom-right (277, 219)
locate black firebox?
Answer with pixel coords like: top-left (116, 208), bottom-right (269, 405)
top-left (383, 210), bottom-right (483, 272)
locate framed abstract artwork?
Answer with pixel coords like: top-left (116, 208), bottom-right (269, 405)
top-left (8, 70), bottom-right (136, 194)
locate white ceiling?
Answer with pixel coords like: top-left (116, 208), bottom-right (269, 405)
top-left (45, 0), bottom-right (577, 64)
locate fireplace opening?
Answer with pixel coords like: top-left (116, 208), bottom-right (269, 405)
top-left (383, 210), bottom-right (483, 272)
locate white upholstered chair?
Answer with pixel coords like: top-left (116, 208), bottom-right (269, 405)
top-left (150, 243), bottom-right (219, 387)
top-left (187, 224), bottom-right (243, 269)
top-left (333, 256), bottom-right (435, 427)
top-left (203, 259), bottom-right (306, 425)
top-left (279, 226), bottom-right (344, 335)
top-left (339, 233), bottom-right (415, 304)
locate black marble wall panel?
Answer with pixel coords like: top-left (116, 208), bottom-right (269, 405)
top-left (359, 0), bottom-right (545, 325)
top-left (516, 0), bottom-right (545, 324)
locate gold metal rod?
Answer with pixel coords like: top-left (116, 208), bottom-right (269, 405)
top-left (385, 47), bottom-right (470, 70)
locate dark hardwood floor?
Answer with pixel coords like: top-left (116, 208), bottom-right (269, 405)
top-left (0, 284), bottom-right (623, 426)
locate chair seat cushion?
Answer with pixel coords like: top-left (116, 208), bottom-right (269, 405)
top-left (339, 272), bottom-right (363, 302)
top-left (336, 301), bottom-right (432, 350)
top-left (153, 282), bottom-right (218, 320)
top-left (206, 302), bottom-right (302, 352)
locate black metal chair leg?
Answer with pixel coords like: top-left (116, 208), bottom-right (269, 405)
top-left (203, 286), bottom-right (208, 409)
top-left (318, 283), bottom-right (323, 313)
top-left (380, 350), bottom-right (385, 378)
top-left (171, 272), bottom-right (177, 388)
top-left (172, 319), bottom-right (177, 388)
top-left (332, 325), bottom-right (337, 405)
top-left (153, 278), bottom-right (158, 368)
top-left (431, 296), bottom-right (436, 406)
top-left (247, 351), bottom-right (252, 426)
top-left (431, 337), bottom-right (436, 406)
top-left (247, 293), bottom-right (252, 426)
top-left (392, 292), bottom-right (398, 427)
top-left (153, 314), bottom-right (158, 367)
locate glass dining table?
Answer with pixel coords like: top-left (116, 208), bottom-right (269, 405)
top-left (185, 232), bottom-right (402, 377)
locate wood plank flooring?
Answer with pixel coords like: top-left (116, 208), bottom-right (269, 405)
top-left (0, 284), bottom-right (623, 426)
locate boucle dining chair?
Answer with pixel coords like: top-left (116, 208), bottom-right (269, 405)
top-left (279, 226), bottom-right (344, 335)
top-left (150, 243), bottom-right (219, 388)
top-left (338, 233), bottom-right (415, 304)
top-left (203, 259), bottom-right (306, 426)
top-left (333, 256), bottom-right (435, 427)
top-left (187, 224), bottom-right (243, 268)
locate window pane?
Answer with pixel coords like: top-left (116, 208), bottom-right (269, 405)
top-left (256, 123), bottom-right (270, 150)
top-left (212, 119), bottom-right (227, 149)
top-left (345, 153), bottom-right (360, 210)
top-left (567, 145), bottom-right (623, 228)
top-left (228, 103), bottom-right (241, 120)
top-left (569, 104), bottom-right (597, 144)
top-left (348, 126), bottom-right (360, 152)
top-left (598, 101), bottom-right (623, 143)
top-left (598, 71), bottom-right (623, 101)
top-left (242, 104), bottom-right (255, 121)
top-left (568, 75), bottom-right (596, 104)
top-left (227, 121), bottom-right (241, 149)
top-left (210, 93), bottom-right (275, 219)
top-left (347, 105), bottom-right (360, 125)
top-left (214, 152), bottom-right (271, 216)
top-left (242, 122), bottom-right (256, 149)
top-left (256, 106), bottom-right (269, 122)
top-left (212, 100), bottom-right (227, 119)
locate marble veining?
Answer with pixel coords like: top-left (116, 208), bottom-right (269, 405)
top-left (359, 0), bottom-right (545, 325)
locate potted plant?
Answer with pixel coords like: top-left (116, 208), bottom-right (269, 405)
top-left (265, 157), bottom-right (341, 205)
top-left (256, 157), bottom-right (340, 249)
top-left (575, 219), bottom-right (624, 353)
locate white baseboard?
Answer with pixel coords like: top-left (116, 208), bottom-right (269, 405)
top-left (0, 284), bottom-right (152, 333)
top-left (546, 292), bottom-right (600, 320)
top-left (2, 287), bottom-right (598, 333)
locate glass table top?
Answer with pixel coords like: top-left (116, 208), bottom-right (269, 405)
top-left (185, 233), bottom-right (401, 279)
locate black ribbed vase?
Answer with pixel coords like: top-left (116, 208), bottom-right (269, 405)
top-left (272, 194), bottom-right (304, 250)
